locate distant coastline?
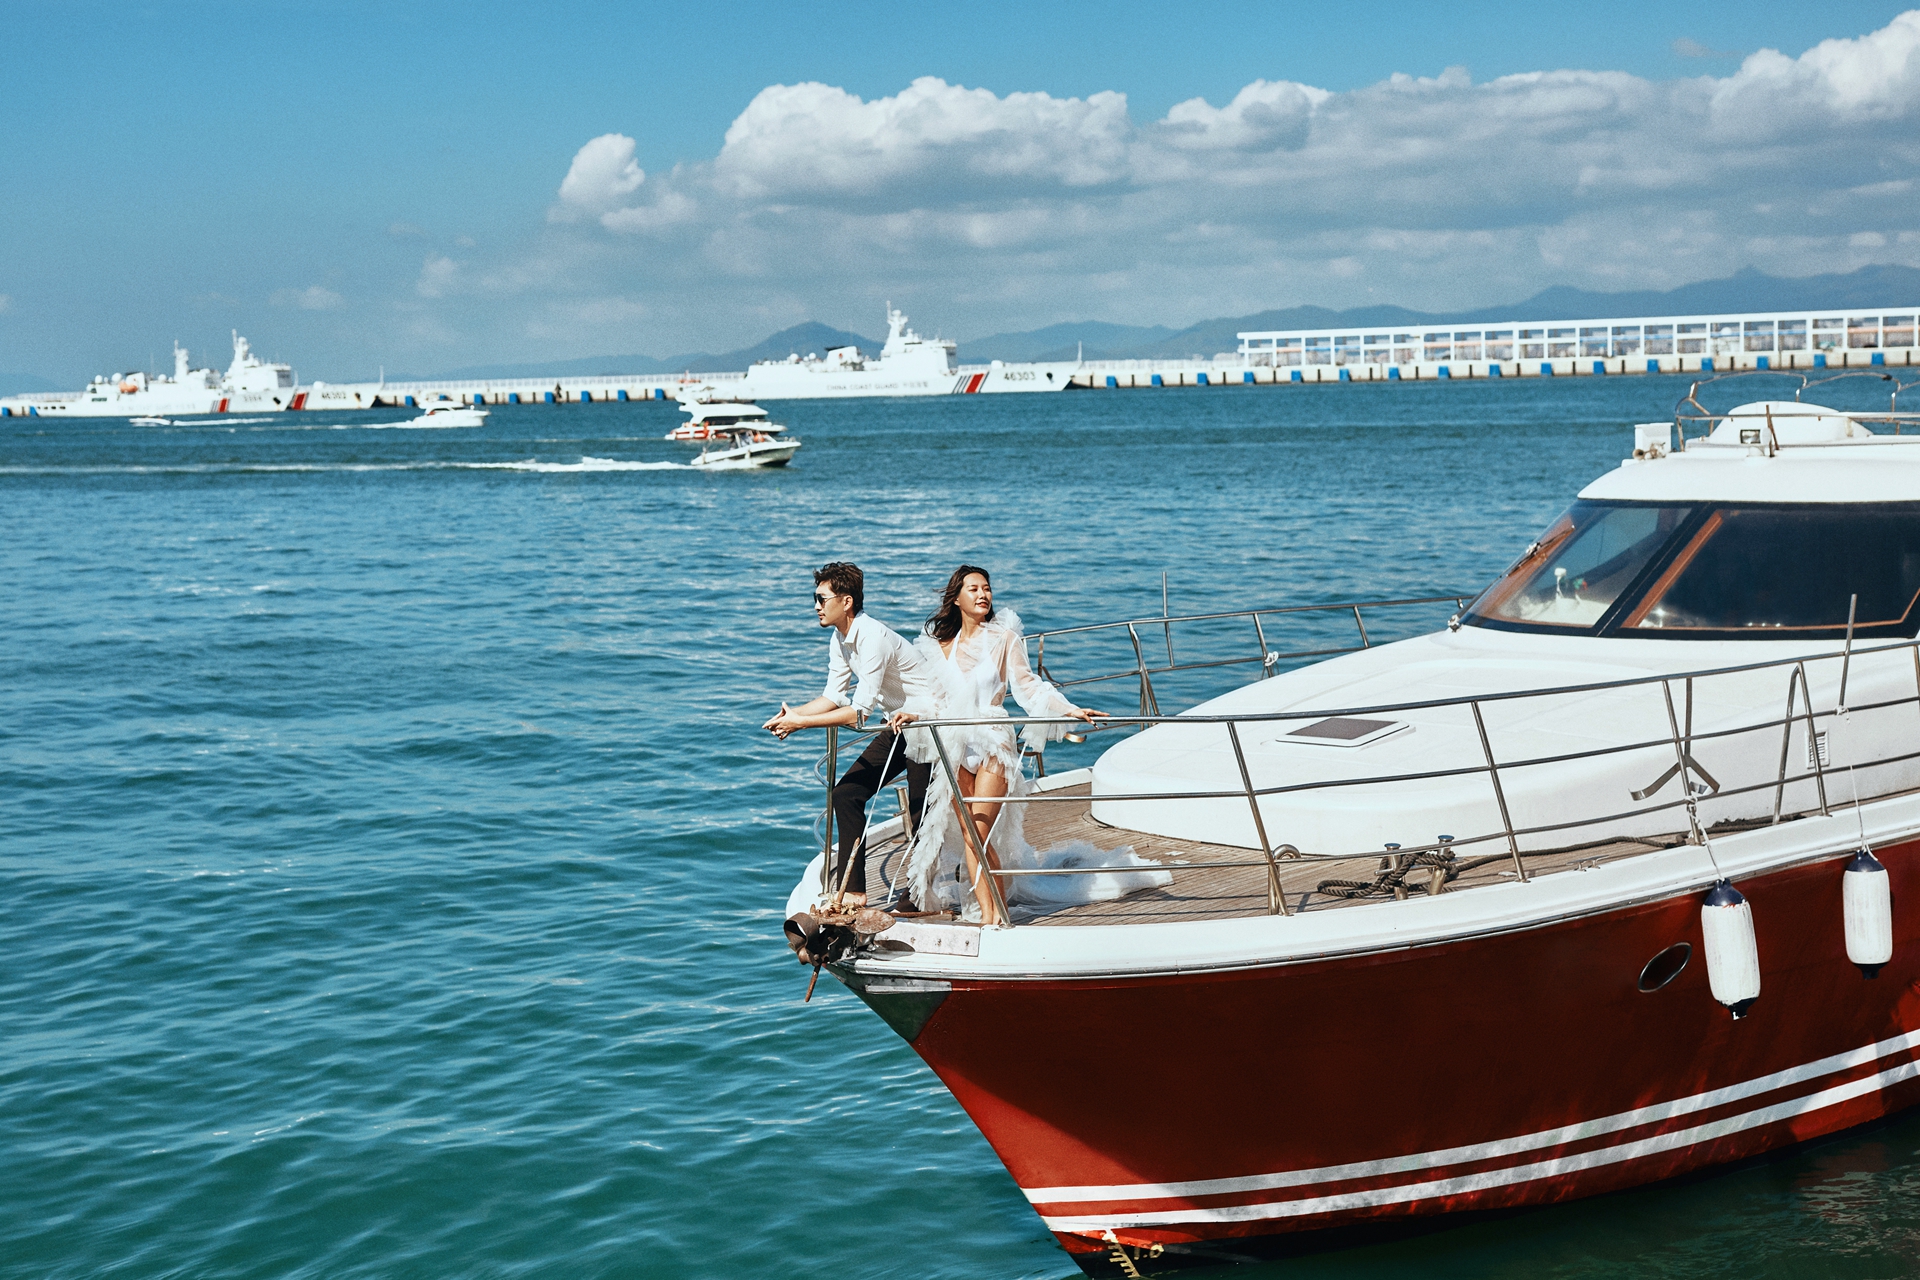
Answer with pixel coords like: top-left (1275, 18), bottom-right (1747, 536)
top-left (374, 263), bottom-right (1920, 386)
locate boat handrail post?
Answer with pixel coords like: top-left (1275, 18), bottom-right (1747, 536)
top-left (1125, 622), bottom-right (1160, 717)
top-left (1838, 594), bottom-right (1859, 711)
top-left (1251, 612), bottom-right (1276, 677)
top-left (1162, 571), bottom-right (1174, 669)
top-left (929, 723), bottom-right (1012, 927)
top-left (1772, 665), bottom-right (1804, 825)
top-left (1660, 680), bottom-right (1708, 847)
top-left (1226, 720), bottom-right (1291, 916)
top-left (1351, 604), bottom-right (1371, 648)
top-left (1800, 660), bottom-right (1831, 815)
top-left (822, 724), bottom-right (839, 897)
top-left (1470, 700), bottom-right (1528, 882)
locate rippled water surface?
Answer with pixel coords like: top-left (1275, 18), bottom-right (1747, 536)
top-left (8, 376), bottom-right (1920, 1278)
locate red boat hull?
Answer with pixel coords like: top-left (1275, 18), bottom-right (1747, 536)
top-left (853, 838), bottom-right (1920, 1272)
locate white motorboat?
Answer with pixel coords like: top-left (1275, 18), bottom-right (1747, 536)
top-left (129, 417), bottom-right (173, 426)
top-left (408, 399), bottom-right (488, 428)
top-left (688, 422), bottom-right (800, 469)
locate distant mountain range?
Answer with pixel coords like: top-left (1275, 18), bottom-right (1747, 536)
top-left (396, 321), bottom-right (881, 381)
top-left (391, 263), bottom-right (1920, 379)
top-left (957, 264), bottom-right (1920, 362)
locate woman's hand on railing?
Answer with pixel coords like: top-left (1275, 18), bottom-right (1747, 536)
top-left (886, 709), bottom-right (921, 733)
top-left (1069, 706), bottom-right (1107, 723)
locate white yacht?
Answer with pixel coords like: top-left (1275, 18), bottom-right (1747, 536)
top-left (666, 388), bottom-right (799, 466)
top-left (739, 305), bottom-right (1074, 399)
top-left (783, 388), bottom-right (1920, 1273)
top-left (408, 398), bottom-right (488, 428)
top-left (0, 333), bottom-right (302, 419)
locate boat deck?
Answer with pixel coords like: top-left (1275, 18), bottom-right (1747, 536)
top-left (857, 782), bottom-right (1695, 927)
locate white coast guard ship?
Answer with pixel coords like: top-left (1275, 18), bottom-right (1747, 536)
top-left (0, 333), bottom-right (303, 419)
top-left (738, 306), bottom-right (1074, 399)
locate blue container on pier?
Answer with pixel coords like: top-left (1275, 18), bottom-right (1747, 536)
top-left (1105, 375), bottom-right (1118, 388)
top-left (510, 393), bottom-right (520, 404)
top-left (1488, 364), bottom-right (1502, 377)
top-left (1290, 369), bottom-right (1303, 382)
top-left (1592, 361), bottom-right (1606, 375)
top-left (1873, 352), bottom-right (1886, 366)
top-left (544, 391), bottom-right (555, 403)
top-left (1242, 371), bottom-right (1254, 384)
top-left (1388, 368), bottom-right (1400, 380)
top-left (579, 390), bottom-right (592, 402)
top-left (1197, 372), bottom-right (1210, 385)
top-left (655, 388), bottom-right (666, 399)
top-left (1539, 363), bottom-right (1553, 376)
top-left (1702, 358), bottom-right (1716, 372)
top-left (1438, 366), bottom-right (1450, 379)
top-left (618, 389), bottom-right (629, 401)
top-left (1151, 374), bottom-right (1163, 387)
top-left (1337, 368), bottom-right (1350, 381)
top-left (405, 395), bottom-right (416, 407)
top-left (1647, 359), bottom-right (1661, 373)
top-left (1814, 354), bottom-right (1827, 368)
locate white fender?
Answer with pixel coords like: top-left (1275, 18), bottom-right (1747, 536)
top-left (1701, 880), bottom-right (1760, 1017)
top-left (1843, 849), bottom-right (1893, 974)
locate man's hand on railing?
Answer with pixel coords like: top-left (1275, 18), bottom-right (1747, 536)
top-left (764, 698), bottom-right (859, 739)
top-left (885, 709), bottom-right (920, 733)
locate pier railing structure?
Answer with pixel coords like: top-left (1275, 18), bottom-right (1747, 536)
top-left (813, 607), bottom-right (1920, 927)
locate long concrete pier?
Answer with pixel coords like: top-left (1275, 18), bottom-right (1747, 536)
top-left (1069, 344), bottom-right (1918, 388)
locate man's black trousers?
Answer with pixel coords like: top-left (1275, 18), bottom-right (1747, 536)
top-left (831, 729), bottom-right (931, 895)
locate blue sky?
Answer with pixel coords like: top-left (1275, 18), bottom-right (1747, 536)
top-left (5, 1), bottom-right (1920, 382)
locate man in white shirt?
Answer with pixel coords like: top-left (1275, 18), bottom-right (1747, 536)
top-left (763, 562), bottom-right (939, 908)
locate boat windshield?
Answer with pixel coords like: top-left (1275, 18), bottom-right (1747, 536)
top-left (1465, 502), bottom-right (1691, 630)
top-left (1466, 501), bottom-right (1920, 639)
top-left (1624, 507), bottom-right (1920, 636)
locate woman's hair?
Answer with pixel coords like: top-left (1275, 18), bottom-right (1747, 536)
top-left (814, 561), bottom-right (863, 614)
top-left (924, 564), bottom-right (993, 642)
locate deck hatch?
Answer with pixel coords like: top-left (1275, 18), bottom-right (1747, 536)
top-left (1282, 717), bottom-right (1407, 748)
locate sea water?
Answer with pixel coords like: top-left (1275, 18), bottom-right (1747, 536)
top-left (7, 376), bottom-right (1920, 1278)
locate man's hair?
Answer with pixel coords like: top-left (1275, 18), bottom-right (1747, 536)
top-left (814, 562), bottom-right (863, 614)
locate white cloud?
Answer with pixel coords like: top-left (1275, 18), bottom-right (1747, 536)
top-left (713, 76), bottom-right (1132, 200)
top-left (271, 285), bottom-right (344, 310)
top-left (416, 255), bottom-right (459, 298)
top-left (552, 133), bottom-right (645, 221)
top-left (492, 12), bottom-right (1920, 353)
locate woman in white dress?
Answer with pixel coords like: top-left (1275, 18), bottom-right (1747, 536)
top-left (889, 565), bottom-right (1105, 922)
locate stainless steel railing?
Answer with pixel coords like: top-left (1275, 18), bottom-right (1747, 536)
top-left (820, 631), bottom-right (1920, 926)
top-left (1026, 594), bottom-right (1469, 719)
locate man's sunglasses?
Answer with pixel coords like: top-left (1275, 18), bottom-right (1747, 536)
top-left (813, 591), bottom-right (842, 606)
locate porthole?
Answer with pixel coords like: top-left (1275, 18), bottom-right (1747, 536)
top-left (1638, 942), bottom-right (1692, 992)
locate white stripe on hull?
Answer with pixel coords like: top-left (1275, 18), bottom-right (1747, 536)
top-left (1037, 1038), bottom-right (1920, 1230)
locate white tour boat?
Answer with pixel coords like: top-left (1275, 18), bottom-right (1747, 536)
top-left (664, 393), bottom-right (772, 441)
top-left (738, 305), bottom-right (1074, 399)
top-left (666, 391), bottom-right (799, 467)
top-left (0, 333), bottom-right (303, 419)
top-left (783, 385), bottom-right (1920, 1274)
top-left (408, 398), bottom-right (488, 428)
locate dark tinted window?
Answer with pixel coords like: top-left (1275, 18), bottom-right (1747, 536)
top-left (1628, 507), bottom-right (1920, 637)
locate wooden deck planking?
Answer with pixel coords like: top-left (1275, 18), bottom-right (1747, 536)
top-left (1009, 783), bottom-right (1684, 926)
